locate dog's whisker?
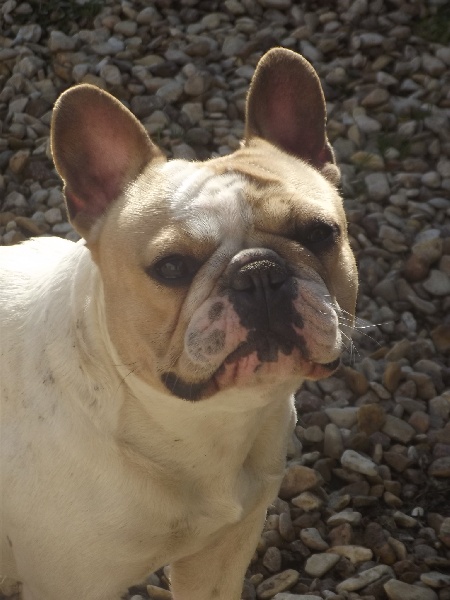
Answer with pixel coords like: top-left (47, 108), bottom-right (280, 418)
top-left (340, 332), bottom-right (360, 365)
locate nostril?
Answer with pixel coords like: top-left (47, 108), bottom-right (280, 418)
top-left (231, 260), bottom-right (288, 292)
top-left (231, 268), bottom-right (254, 292)
top-left (267, 262), bottom-right (288, 287)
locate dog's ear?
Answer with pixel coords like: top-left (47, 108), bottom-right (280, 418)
top-left (51, 84), bottom-right (165, 239)
top-left (245, 48), bottom-right (337, 174)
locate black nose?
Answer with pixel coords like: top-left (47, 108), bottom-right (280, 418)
top-left (225, 248), bottom-right (295, 327)
top-left (225, 250), bottom-right (302, 351)
top-left (231, 257), bottom-right (288, 292)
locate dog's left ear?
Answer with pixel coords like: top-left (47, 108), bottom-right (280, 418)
top-left (245, 48), bottom-right (337, 176)
top-left (51, 84), bottom-right (165, 240)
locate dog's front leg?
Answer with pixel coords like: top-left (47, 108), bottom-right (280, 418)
top-left (170, 505), bottom-right (267, 600)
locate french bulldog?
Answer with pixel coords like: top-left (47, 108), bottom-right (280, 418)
top-left (0, 48), bottom-right (357, 600)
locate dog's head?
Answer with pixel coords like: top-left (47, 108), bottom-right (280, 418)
top-left (51, 48), bottom-right (358, 401)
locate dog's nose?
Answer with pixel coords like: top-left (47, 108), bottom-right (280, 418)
top-left (226, 249), bottom-right (299, 338)
top-left (227, 249), bottom-right (289, 293)
top-left (231, 258), bottom-right (288, 292)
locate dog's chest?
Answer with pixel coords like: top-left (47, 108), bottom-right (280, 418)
top-left (113, 397), bottom-right (287, 560)
top-left (85, 446), bottom-right (277, 573)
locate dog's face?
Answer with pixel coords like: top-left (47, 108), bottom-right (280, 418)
top-left (51, 49), bottom-right (358, 401)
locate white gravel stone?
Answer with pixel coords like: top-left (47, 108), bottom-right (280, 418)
top-left (171, 144), bottom-right (197, 160)
top-left (420, 572), bottom-right (450, 588)
top-left (291, 491), bottom-right (323, 512)
top-left (365, 172), bottom-right (390, 200)
top-left (327, 510), bottom-right (362, 527)
top-left (421, 171), bottom-right (441, 188)
top-left (337, 565), bottom-right (394, 592)
top-left (422, 54), bottom-right (446, 76)
top-left (5, 191), bottom-right (27, 209)
top-left (92, 37), bottom-right (124, 55)
top-left (412, 232), bottom-right (443, 263)
top-left (422, 270), bottom-right (450, 296)
top-left (358, 32), bottom-right (384, 47)
top-left (100, 64), bottom-right (122, 86)
top-left (355, 114), bottom-right (382, 134)
top-left (382, 415), bottom-right (416, 444)
top-left (436, 47), bottom-right (450, 66)
top-left (44, 208), bottom-right (62, 225)
top-left (184, 73), bottom-right (208, 96)
top-left (256, 570), bottom-right (299, 599)
top-left (222, 35), bottom-right (246, 57)
top-left (299, 41), bottom-right (323, 63)
top-left (299, 528), bottom-right (329, 551)
top-left (341, 449), bottom-right (378, 476)
top-left (324, 407), bottom-right (358, 428)
top-left (437, 158), bottom-right (450, 178)
top-left (279, 464), bottom-right (322, 499)
top-left (384, 579), bottom-right (438, 600)
top-left (329, 545), bottom-right (373, 563)
top-left (323, 423), bottom-right (344, 459)
top-left (156, 81), bottom-right (184, 103)
top-left (181, 103), bottom-right (204, 124)
top-left (263, 546), bottom-right (282, 573)
top-left (304, 552), bottom-right (340, 577)
top-left (48, 30), bottom-right (77, 52)
top-left (114, 20), bottom-right (138, 37)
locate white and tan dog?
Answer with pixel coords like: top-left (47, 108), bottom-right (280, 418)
top-left (0, 48), bottom-right (357, 600)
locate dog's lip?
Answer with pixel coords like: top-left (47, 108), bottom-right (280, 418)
top-left (321, 356), bottom-right (341, 371)
top-left (214, 335), bottom-right (342, 383)
top-left (222, 331), bottom-right (300, 365)
top-left (220, 334), bottom-right (341, 370)
top-left (306, 356), bottom-right (341, 380)
top-left (162, 339), bottom-right (341, 401)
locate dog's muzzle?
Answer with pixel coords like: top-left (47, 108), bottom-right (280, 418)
top-left (224, 249), bottom-right (303, 355)
top-left (163, 249), bottom-right (341, 400)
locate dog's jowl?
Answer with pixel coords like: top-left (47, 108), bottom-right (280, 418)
top-left (0, 48), bottom-right (357, 600)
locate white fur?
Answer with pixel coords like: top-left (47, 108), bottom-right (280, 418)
top-left (164, 162), bottom-right (252, 243)
top-left (0, 236), bottom-right (296, 600)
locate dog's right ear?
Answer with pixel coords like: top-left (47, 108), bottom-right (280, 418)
top-left (244, 48), bottom-right (338, 180)
top-left (51, 84), bottom-right (165, 240)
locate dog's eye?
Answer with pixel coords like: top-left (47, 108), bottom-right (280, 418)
top-left (307, 224), bottom-right (335, 244)
top-left (149, 255), bottom-right (200, 286)
top-left (297, 222), bottom-right (338, 251)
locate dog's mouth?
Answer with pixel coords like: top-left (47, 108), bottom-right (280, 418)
top-left (161, 332), bottom-right (341, 401)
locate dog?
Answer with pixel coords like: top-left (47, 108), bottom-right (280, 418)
top-left (0, 48), bottom-right (358, 600)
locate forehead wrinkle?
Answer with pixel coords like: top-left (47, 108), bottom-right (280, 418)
top-left (187, 177), bottom-right (251, 242)
top-left (164, 164), bottom-right (251, 243)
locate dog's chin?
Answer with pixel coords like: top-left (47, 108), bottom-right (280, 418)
top-left (161, 341), bottom-right (341, 402)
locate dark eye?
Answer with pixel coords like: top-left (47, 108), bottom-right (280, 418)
top-left (297, 222), bottom-right (338, 250)
top-left (149, 254), bottom-right (200, 286)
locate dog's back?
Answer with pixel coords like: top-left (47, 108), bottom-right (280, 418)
top-left (0, 237), bottom-right (82, 580)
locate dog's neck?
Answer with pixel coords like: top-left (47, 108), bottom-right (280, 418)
top-left (72, 245), bottom-right (297, 478)
top-left (109, 332), bottom-right (298, 482)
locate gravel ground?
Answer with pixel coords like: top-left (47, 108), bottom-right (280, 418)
top-left (1, 0), bottom-right (449, 599)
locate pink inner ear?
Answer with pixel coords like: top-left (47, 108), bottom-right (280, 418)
top-left (263, 91), bottom-right (324, 164)
top-left (64, 145), bottom-right (130, 219)
top-left (245, 49), bottom-right (333, 169)
top-left (62, 121), bottom-right (152, 222)
top-left (52, 84), bottom-right (160, 232)
top-left (87, 129), bottom-right (133, 202)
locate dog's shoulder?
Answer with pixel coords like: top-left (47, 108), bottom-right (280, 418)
top-left (0, 237), bottom-right (90, 352)
top-left (0, 236), bottom-right (80, 279)
top-left (0, 237), bottom-right (85, 300)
